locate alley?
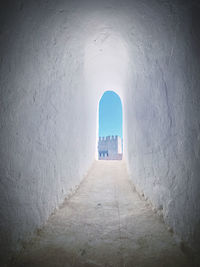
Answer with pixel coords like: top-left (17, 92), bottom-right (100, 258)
top-left (11, 161), bottom-right (190, 267)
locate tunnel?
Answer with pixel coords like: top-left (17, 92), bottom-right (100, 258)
top-left (0, 0), bottom-right (200, 266)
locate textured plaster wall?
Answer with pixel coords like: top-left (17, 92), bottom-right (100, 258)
top-left (0, 0), bottom-right (200, 264)
top-left (124, 1), bottom-right (200, 250)
top-left (0, 1), bottom-right (97, 262)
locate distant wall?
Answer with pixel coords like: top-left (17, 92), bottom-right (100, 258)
top-left (99, 153), bottom-right (123, 161)
top-left (98, 136), bottom-right (122, 160)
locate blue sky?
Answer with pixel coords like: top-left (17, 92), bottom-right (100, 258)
top-left (99, 91), bottom-right (123, 138)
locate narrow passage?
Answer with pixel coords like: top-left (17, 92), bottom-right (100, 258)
top-left (12, 161), bottom-right (190, 267)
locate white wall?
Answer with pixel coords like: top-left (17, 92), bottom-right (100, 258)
top-left (0, 0), bottom-right (200, 264)
top-left (0, 1), bottom-right (97, 263)
top-left (123, 1), bottom-right (200, 250)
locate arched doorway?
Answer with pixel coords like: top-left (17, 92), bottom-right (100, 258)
top-left (98, 91), bottom-right (123, 160)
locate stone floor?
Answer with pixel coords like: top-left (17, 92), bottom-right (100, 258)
top-left (10, 161), bottom-right (192, 267)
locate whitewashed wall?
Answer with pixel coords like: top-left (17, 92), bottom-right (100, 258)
top-left (0, 0), bottom-right (199, 264)
top-left (0, 1), bottom-right (98, 263)
top-left (123, 1), bottom-right (200, 250)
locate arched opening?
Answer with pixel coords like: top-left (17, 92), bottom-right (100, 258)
top-left (98, 91), bottom-right (123, 160)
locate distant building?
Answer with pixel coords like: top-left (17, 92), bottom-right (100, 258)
top-left (98, 135), bottom-right (123, 160)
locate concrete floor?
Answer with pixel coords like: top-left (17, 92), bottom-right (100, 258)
top-left (11, 161), bottom-right (192, 267)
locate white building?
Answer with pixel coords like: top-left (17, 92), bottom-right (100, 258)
top-left (98, 136), bottom-right (123, 160)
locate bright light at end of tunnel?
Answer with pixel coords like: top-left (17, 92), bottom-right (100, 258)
top-left (84, 30), bottom-right (129, 92)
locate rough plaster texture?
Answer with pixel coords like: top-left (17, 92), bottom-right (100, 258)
top-left (123, 1), bottom-right (200, 251)
top-left (0, 1), bottom-right (97, 263)
top-left (0, 0), bottom-right (200, 264)
top-left (10, 161), bottom-right (192, 267)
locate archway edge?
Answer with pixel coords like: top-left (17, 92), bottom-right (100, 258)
top-left (96, 90), bottom-right (123, 160)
